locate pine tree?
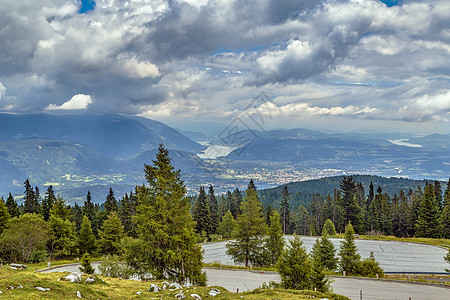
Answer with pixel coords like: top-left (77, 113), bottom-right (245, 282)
top-left (208, 185), bottom-right (219, 234)
top-left (79, 253), bottom-right (95, 274)
top-left (339, 222), bottom-right (361, 275)
top-left (0, 197), bottom-right (10, 235)
top-left (322, 219), bottom-right (337, 236)
top-left (444, 249), bottom-right (450, 272)
top-left (48, 197), bottom-right (76, 259)
top-left (311, 234), bottom-right (338, 271)
top-left (78, 215), bottom-right (96, 254)
top-left (97, 212), bottom-right (124, 255)
top-left (231, 188), bottom-right (242, 218)
top-left (443, 178), bottom-right (450, 208)
top-left (23, 179), bottom-right (39, 214)
top-left (340, 176), bottom-right (363, 232)
top-left (42, 185), bottom-right (56, 221)
top-left (226, 180), bottom-right (267, 267)
top-left (83, 191), bottom-right (95, 221)
top-left (217, 210), bottom-right (236, 239)
top-left (309, 193), bottom-right (324, 232)
top-left (265, 211), bottom-right (285, 265)
top-left (71, 203), bottom-right (83, 232)
top-left (442, 198), bottom-right (450, 239)
top-left (192, 186), bottom-right (212, 238)
top-left (133, 145), bottom-right (205, 285)
top-left (280, 186), bottom-right (290, 234)
top-left (120, 193), bottom-right (136, 237)
top-left (104, 187), bottom-right (118, 215)
top-left (434, 181), bottom-right (443, 210)
top-left (415, 183), bottom-right (441, 238)
top-left (51, 196), bottom-right (70, 220)
top-left (5, 193), bottom-right (19, 218)
top-left (277, 236), bottom-right (312, 290)
top-left (265, 204), bottom-right (273, 226)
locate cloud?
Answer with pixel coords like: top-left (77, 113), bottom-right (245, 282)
top-left (122, 58), bottom-right (160, 79)
top-left (46, 94), bottom-right (93, 110)
top-left (0, 82), bottom-right (5, 99)
top-left (400, 90), bottom-right (450, 122)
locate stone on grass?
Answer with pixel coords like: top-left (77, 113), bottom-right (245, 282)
top-left (190, 294), bottom-right (201, 299)
top-left (77, 291), bottom-right (82, 298)
top-left (175, 291), bottom-right (185, 299)
top-left (36, 287), bottom-right (51, 291)
top-left (169, 283), bottom-right (183, 290)
top-left (209, 288), bottom-right (220, 296)
top-left (137, 291), bottom-right (141, 295)
top-left (85, 277), bottom-right (95, 284)
top-left (148, 283), bottom-right (161, 292)
top-left (61, 272), bottom-right (82, 283)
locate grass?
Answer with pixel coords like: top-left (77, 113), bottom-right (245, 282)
top-left (0, 265), bottom-right (349, 299)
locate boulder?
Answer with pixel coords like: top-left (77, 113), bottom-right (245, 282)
top-left (175, 291), bottom-right (185, 299)
top-left (77, 291), bottom-right (82, 298)
top-left (61, 272), bottom-right (82, 283)
top-left (169, 283), bottom-right (183, 290)
top-left (209, 288), bottom-right (220, 296)
top-left (190, 294), bottom-right (202, 300)
top-left (36, 287), bottom-right (51, 291)
top-left (148, 283), bottom-right (161, 292)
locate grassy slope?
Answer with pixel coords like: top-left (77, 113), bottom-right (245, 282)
top-left (0, 267), bottom-right (349, 300)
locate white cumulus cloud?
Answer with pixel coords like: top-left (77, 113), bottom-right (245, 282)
top-left (46, 94), bottom-right (93, 110)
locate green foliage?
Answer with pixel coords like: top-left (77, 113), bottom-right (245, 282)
top-left (50, 196), bottom-right (70, 221)
top-left (340, 176), bottom-right (363, 233)
top-left (5, 193), bottom-right (19, 218)
top-left (338, 222), bottom-right (361, 275)
top-left (415, 183), bottom-right (441, 238)
top-left (359, 252), bottom-right (384, 278)
top-left (322, 219), bottom-right (336, 236)
top-left (29, 249), bottom-right (48, 263)
top-left (97, 212), bottom-right (124, 255)
top-left (192, 186), bottom-right (212, 238)
top-left (42, 185), bottom-right (56, 221)
top-left (227, 180), bottom-right (267, 267)
top-left (280, 185), bottom-right (290, 234)
top-left (310, 256), bottom-right (332, 293)
top-left (0, 213), bottom-right (51, 263)
top-left (218, 210), bottom-right (236, 239)
top-left (79, 253), bottom-right (95, 274)
top-left (48, 214), bottom-right (76, 259)
top-left (0, 197), bottom-right (10, 235)
top-left (265, 211), bottom-right (285, 265)
top-left (445, 248), bottom-right (450, 272)
top-left (98, 261), bottom-right (137, 279)
top-left (311, 235), bottom-right (338, 271)
top-left (208, 185), bottom-right (219, 234)
top-left (277, 236), bottom-right (312, 290)
top-left (104, 187), bottom-right (119, 215)
top-left (133, 145), bottom-right (205, 285)
top-left (78, 215), bottom-right (96, 254)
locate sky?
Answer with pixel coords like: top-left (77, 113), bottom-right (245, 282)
top-left (0, 0), bottom-right (449, 135)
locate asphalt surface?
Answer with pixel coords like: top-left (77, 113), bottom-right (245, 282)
top-left (40, 264), bottom-right (450, 300)
top-left (203, 236), bottom-right (449, 273)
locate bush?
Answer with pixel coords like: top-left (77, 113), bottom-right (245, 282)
top-left (359, 252), bottom-right (384, 277)
top-left (79, 253), bottom-right (95, 274)
top-left (29, 249), bottom-right (48, 263)
top-left (97, 261), bottom-right (137, 279)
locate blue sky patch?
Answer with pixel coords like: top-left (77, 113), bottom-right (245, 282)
top-left (379, 0), bottom-right (400, 7)
top-left (79, 0), bottom-right (96, 14)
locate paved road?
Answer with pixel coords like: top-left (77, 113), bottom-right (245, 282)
top-left (40, 264), bottom-right (450, 300)
top-left (203, 236), bottom-right (449, 273)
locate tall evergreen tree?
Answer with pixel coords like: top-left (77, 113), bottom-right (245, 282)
top-left (442, 197), bottom-right (450, 238)
top-left (104, 187), bottom-right (119, 215)
top-left (97, 212), bottom-right (124, 255)
top-left (217, 210), bottom-right (236, 239)
top-left (231, 188), bottom-right (242, 218)
top-left (133, 145), bottom-right (205, 285)
top-left (340, 176), bottom-right (363, 232)
top-left (71, 203), bottom-right (83, 232)
top-left (23, 179), bottom-right (39, 214)
top-left (48, 197), bottom-right (76, 259)
top-left (265, 204), bottom-right (273, 226)
top-left (5, 193), bottom-right (19, 218)
top-left (208, 185), bottom-right (219, 234)
top-left (83, 191), bottom-right (95, 221)
top-left (415, 183), bottom-right (441, 238)
top-left (0, 197), bottom-right (10, 235)
top-left (443, 178), bottom-right (450, 208)
top-left (322, 219), bottom-right (337, 236)
top-left (226, 180), bottom-right (267, 267)
top-left (280, 186), bottom-right (290, 234)
top-left (78, 215), bottom-right (96, 254)
top-left (192, 186), bottom-right (212, 238)
top-left (42, 185), bottom-right (56, 221)
top-left (265, 211), bottom-right (285, 265)
top-left (309, 193), bottom-right (324, 233)
top-left (120, 193), bottom-right (136, 237)
top-left (434, 180), bottom-right (443, 210)
top-left (339, 222), bottom-right (361, 275)
top-left (311, 234), bottom-right (338, 271)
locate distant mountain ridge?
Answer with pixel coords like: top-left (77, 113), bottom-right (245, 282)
top-left (0, 113), bottom-right (204, 158)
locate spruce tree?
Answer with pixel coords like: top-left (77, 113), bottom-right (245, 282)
top-left (42, 185), bottom-right (56, 221)
top-left (83, 191), bottom-right (95, 221)
top-left (5, 193), bottom-right (19, 218)
top-left (415, 183), bottom-right (441, 238)
top-left (277, 236), bottom-right (312, 290)
top-left (217, 210), bottom-right (236, 239)
top-left (0, 197), bottom-right (10, 235)
top-left (226, 179), bottom-right (267, 267)
top-left (231, 188), bottom-right (242, 218)
top-left (192, 186), bottom-right (212, 238)
top-left (340, 176), bottom-right (363, 232)
top-left (97, 212), bottom-right (124, 255)
top-left (265, 211), bottom-right (285, 265)
top-left (133, 144), bottom-right (205, 285)
top-left (339, 222), bottom-right (361, 275)
top-left (208, 185), bottom-right (219, 234)
top-left (322, 219), bottom-right (337, 236)
top-left (442, 199), bottom-right (450, 238)
top-left (78, 215), bottom-right (96, 254)
top-left (71, 203), bottom-right (83, 232)
top-left (48, 197), bottom-right (76, 259)
top-left (445, 248), bottom-right (450, 272)
top-left (434, 181), bottom-right (443, 210)
top-left (23, 179), bottom-right (39, 214)
top-left (79, 253), bottom-right (95, 274)
top-left (265, 204), bottom-right (273, 226)
top-left (280, 185), bottom-right (290, 234)
top-left (120, 193), bottom-right (136, 237)
top-left (311, 234), bottom-right (338, 271)
top-left (104, 187), bottom-right (119, 215)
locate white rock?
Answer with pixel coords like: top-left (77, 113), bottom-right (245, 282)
top-left (175, 292), bottom-right (185, 299)
top-left (36, 287), bottom-right (51, 291)
top-left (184, 283), bottom-right (192, 288)
top-left (190, 294), bottom-right (201, 300)
top-left (169, 283), bottom-right (183, 290)
top-left (85, 277), bottom-right (95, 283)
top-left (148, 283), bottom-right (161, 292)
top-left (137, 291), bottom-right (141, 295)
top-left (0, 290), bottom-right (2, 293)
top-left (18, 285), bottom-right (23, 289)
top-left (209, 288), bottom-right (220, 296)
top-left (62, 272), bottom-right (82, 283)
top-left (77, 291), bottom-right (82, 298)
